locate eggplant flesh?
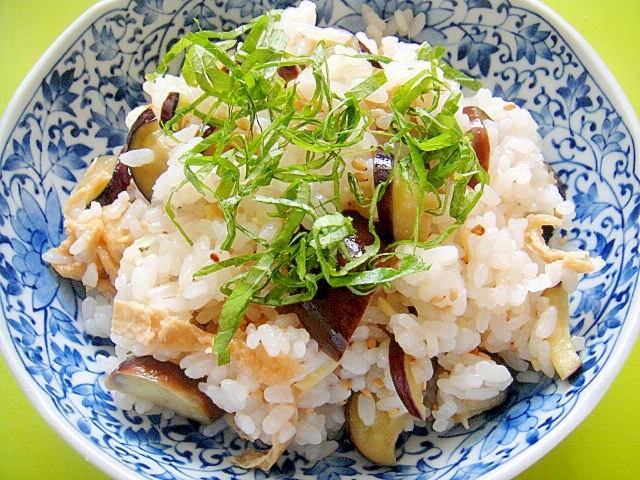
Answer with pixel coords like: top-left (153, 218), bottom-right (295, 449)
top-left (372, 148), bottom-right (439, 243)
top-left (126, 93), bottom-right (181, 201)
top-left (77, 154), bottom-right (130, 208)
top-left (126, 108), bottom-right (171, 201)
top-left (346, 391), bottom-right (408, 466)
top-left (105, 355), bottom-right (222, 424)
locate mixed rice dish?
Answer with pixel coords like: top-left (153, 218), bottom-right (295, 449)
top-left (43, 2), bottom-right (603, 469)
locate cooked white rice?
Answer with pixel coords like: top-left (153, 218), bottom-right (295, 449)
top-left (43, 1), bottom-right (604, 469)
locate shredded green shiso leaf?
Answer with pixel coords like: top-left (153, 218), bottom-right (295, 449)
top-left (151, 9), bottom-right (488, 363)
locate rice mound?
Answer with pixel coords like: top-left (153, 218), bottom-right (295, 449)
top-left (43, 1), bottom-right (603, 469)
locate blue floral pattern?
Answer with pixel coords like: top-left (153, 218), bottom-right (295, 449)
top-left (0, 0), bottom-right (638, 479)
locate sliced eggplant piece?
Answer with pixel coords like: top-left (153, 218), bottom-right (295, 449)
top-left (93, 159), bottom-right (132, 206)
top-left (278, 283), bottom-right (373, 362)
top-left (346, 391), bottom-right (408, 466)
top-left (278, 211), bottom-right (375, 361)
top-left (462, 106), bottom-right (490, 174)
top-left (388, 336), bottom-right (427, 420)
top-left (125, 93), bottom-right (181, 201)
top-left (453, 389), bottom-right (509, 427)
top-left (542, 285), bottom-right (582, 380)
top-left (160, 91), bottom-right (180, 124)
top-left (125, 107), bottom-right (159, 148)
top-left (388, 174), bottom-right (439, 242)
top-left (373, 148), bottom-right (394, 187)
top-left (69, 154), bottom-right (130, 210)
top-left (124, 108), bottom-right (168, 201)
top-left (373, 148), bottom-right (394, 243)
top-left (105, 355), bottom-right (222, 424)
top-left (373, 148), bottom-right (439, 243)
top-left (337, 210), bottom-right (376, 269)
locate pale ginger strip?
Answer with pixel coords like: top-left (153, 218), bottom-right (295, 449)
top-left (111, 300), bottom-right (215, 356)
top-left (294, 358), bottom-right (339, 395)
top-left (525, 214), bottom-right (599, 273)
top-left (542, 285), bottom-right (582, 380)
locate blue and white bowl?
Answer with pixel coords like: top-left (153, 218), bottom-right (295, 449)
top-left (1, 1), bottom-right (639, 479)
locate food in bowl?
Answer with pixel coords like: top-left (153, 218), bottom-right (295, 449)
top-left (42, 1), bottom-right (602, 469)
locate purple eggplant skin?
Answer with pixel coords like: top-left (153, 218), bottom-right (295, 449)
top-left (337, 210), bottom-right (376, 268)
top-left (388, 335), bottom-right (427, 420)
top-left (373, 148), bottom-right (394, 186)
top-left (126, 107), bottom-right (158, 150)
top-left (462, 106), bottom-right (490, 173)
top-left (160, 91), bottom-right (180, 124)
top-left (92, 159), bottom-right (132, 206)
top-left (372, 148), bottom-right (395, 244)
top-left (280, 283), bottom-right (374, 362)
top-left (462, 106), bottom-right (490, 190)
top-left (356, 39), bottom-right (383, 69)
top-left (106, 355), bottom-right (223, 424)
top-left (279, 210), bottom-right (377, 361)
top-left (127, 93), bottom-right (181, 201)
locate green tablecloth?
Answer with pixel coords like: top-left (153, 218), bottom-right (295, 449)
top-left (1, 1), bottom-right (638, 478)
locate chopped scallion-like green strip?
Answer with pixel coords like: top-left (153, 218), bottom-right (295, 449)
top-left (155, 10), bottom-right (487, 363)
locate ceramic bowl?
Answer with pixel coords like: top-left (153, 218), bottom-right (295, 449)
top-left (1, 0), bottom-right (639, 479)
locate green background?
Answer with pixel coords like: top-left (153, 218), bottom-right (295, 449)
top-left (1, 0), bottom-right (638, 478)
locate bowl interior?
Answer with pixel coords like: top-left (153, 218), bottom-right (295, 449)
top-left (1, 0), bottom-right (639, 479)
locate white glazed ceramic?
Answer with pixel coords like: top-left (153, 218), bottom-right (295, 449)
top-left (1, 1), bottom-right (639, 479)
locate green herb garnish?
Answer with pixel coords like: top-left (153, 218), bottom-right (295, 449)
top-left (154, 10), bottom-right (487, 363)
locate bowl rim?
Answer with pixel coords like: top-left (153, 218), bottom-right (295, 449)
top-left (0, 0), bottom-right (639, 479)
top-left (0, 2), bottom-right (135, 478)
top-left (488, 3), bottom-right (640, 477)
